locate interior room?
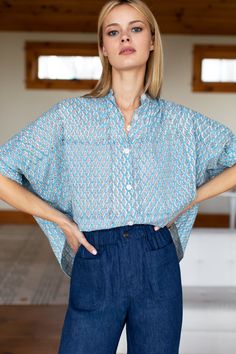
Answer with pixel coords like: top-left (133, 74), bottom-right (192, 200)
top-left (0, 1), bottom-right (236, 353)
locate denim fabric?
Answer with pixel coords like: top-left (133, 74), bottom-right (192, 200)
top-left (58, 224), bottom-right (183, 354)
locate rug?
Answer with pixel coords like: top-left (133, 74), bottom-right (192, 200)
top-left (0, 224), bottom-right (70, 305)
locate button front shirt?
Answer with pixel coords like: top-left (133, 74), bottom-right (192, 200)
top-left (0, 88), bottom-right (236, 278)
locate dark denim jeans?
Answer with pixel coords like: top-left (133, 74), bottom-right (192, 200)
top-left (58, 224), bottom-right (183, 354)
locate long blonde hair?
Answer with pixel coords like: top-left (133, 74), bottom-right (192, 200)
top-left (82, 0), bottom-right (164, 99)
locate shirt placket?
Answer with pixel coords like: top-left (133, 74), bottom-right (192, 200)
top-left (106, 90), bottom-right (149, 225)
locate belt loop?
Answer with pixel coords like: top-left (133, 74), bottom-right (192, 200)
top-left (143, 224), bottom-right (150, 240)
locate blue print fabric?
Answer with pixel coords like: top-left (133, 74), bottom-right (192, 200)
top-left (0, 88), bottom-right (236, 278)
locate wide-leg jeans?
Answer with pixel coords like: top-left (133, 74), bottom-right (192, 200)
top-left (58, 223), bottom-right (183, 354)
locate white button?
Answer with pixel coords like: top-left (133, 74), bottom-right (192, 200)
top-left (126, 124), bottom-right (131, 131)
top-left (123, 148), bottom-right (130, 154)
top-left (127, 220), bottom-right (134, 226)
top-left (133, 113), bottom-right (138, 120)
top-left (126, 184), bottom-right (132, 190)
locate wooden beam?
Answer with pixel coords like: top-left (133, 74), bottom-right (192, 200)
top-left (0, 0), bottom-right (236, 35)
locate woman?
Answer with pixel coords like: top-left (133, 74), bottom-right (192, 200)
top-left (0, 0), bottom-right (236, 353)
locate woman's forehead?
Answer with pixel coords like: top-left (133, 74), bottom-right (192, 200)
top-left (103, 4), bottom-right (147, 27)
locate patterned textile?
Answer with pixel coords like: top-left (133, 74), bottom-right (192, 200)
top-left (0, 88), bottom-right (236, 278)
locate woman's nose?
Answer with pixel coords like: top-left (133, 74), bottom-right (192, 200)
top-left (121, 37), bottom-right (130, 42)
top-left (121, 31), bottom-right (130, 42)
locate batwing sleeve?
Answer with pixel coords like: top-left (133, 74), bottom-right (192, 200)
top-left (192, 110), bottom-right (236, 186)
top-left (0, 102), bottom-right (62, 187)
top-left (0, 101), bottom-right (74, 278)
top-left (167, 106), bottom-right (236, 261)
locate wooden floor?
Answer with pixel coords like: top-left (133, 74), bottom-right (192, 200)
top-left (0, 305), bottom-right (67, 354)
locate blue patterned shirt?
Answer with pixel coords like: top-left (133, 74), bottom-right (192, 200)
top-left (0, 88), bottom-right (236, 278)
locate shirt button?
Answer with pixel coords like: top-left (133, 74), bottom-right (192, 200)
top-left (126, 184), bottom-right (132, 190)
top-left (133, 113), bottom-right (138, 121)
top-left (126, 124), bottom-right (131, 131)
top-left (127, 220), bottom-right (134, 226)
top-left (123, 148), bottom-right (130, 154)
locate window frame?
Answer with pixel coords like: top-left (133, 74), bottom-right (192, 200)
top-left (25, 41), bottom-right (100, 90)
top-left (192, 44), bottom-right (236, 92)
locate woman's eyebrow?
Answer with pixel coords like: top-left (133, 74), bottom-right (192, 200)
top-left (105, 20), bottom-right (145, 29)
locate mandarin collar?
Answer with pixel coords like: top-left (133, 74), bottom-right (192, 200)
top-left (106, 87), bottom-right (150, 107)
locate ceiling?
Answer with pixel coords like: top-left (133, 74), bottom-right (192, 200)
top-left (0, 0), bottom-right (235, 35)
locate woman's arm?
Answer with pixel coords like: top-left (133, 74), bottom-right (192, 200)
top-left (164, 164), bottom-right (236, 228)
top-left (0, 173), bottom-right (98, 255)
top-left (0, 173), bottom-right (70, 226)
top-left (193, 164), bottom-right (236, 205)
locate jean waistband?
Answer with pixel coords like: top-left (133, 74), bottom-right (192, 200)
top-left (83, 224), bottom-right (169, 247)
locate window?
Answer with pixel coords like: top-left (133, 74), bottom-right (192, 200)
top-left (25, 41), bottom-right (102, 90)
top-left (192, 44), bottom-right (236, 92)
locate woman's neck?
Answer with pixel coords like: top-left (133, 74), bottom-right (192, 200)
top-left (111, 68), bottom-right (145, 111)
top-left (112, 86), bottom-right (144, 111)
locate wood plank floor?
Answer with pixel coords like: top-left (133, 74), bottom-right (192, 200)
top-left (0, 305), bottom-right (67, 354)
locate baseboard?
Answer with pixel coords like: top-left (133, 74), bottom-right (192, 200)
top-left (0, 210), bottom-right (36, 224)
top-left (0, 210), bottom-right (231, 227)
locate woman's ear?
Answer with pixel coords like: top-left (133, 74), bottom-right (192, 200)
top-left (149, 34), bottom-right (154, 51)
top-left (102, 45), bottom-right (108, 56)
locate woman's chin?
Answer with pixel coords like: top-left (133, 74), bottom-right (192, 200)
top-left (111, 61), bottom-right (147, 72)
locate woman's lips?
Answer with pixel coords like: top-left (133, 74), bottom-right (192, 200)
top-left (119, 48), bottom-right (136, 55)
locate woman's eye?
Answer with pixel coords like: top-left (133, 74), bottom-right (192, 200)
top-left (132, 26), bottom-right (142, 32)
top-left (107, 27), bottom-right (142, 36)
top-left (107, 30), bottom-right (118, 36)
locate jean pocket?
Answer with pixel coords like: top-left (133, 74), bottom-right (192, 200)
top-left (145, 226), bottom-right (173, 251)
top-left (69, 246), bottom-right (105, 310)
top-left (144, 242), bottom-right (182, 300)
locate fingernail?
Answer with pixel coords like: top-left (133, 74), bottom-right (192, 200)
top-left (92, 249), bottom-right (97, 255)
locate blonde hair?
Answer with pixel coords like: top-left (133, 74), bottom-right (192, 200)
top-left (82, 0), bottom-right (164, 99)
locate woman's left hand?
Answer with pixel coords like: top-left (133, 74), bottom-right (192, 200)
top-left (154, 216), bottom-right (178, 231)
top-left (153, 200), bottom-right (196, 231)
top-left (154, 165), bottom-right (236, 232)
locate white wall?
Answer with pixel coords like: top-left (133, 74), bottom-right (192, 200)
top-left (181, 228), bottom-right (236, 286)
top-left (0, 32), bottom-right (236, 214)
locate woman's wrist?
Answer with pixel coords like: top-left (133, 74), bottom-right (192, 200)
top-left (191, 189), bottom-right (201, 207)
top-left (183, 197), bottom-right (198, 214)
top-left (56, 213), bottom-right (74, 229)
top-left (189, 199), bottom-right (198, 208)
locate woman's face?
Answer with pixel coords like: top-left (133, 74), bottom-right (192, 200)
top-left (102, 4), bottom-right (154, 71)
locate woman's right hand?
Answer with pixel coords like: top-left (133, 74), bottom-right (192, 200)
top-left (59, 219), bottom-right (97, 256)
